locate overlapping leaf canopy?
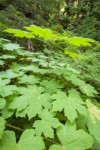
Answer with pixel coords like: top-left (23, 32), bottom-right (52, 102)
top-left (0, 27), bottom-right (99, 150)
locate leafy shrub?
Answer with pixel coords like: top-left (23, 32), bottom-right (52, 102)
top-left (0, 22), bottom-right (8, 37)
top-left (0, 5), bottom-right (32, 38)
top-left (70, 43), bottom-right (100, 94)
top-left (0, 26), bottom-right (100, 149)
top-left (76, 16), bottom-right (100, 41)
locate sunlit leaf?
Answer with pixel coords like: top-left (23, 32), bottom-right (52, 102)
top-left (3, 43), bottom-right (21, 51)
top-left (52, 89), bottom-right (86, 123)
top-left (49, 123), bottom-right (93, 150)
top-left (33, 109), bottom-right (61, 138)
top-left (0, 117), bottom-right (5, 139)
top-left (0, 129), bottom-right (45, 150)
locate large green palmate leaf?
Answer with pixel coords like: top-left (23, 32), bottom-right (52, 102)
top-left (25, 25), bottom-right (58, 40)
top-left (0, 85), bottom-right (18, 98)
top-left (4, 25), bottom-right (95, 46)
top-left (86, 99), bottom-right (100, 123)
top-left (64, 50), bottom-right (81, 59)
top-left (3, 43), bottom-right (21, 51)
top-left (0, 55), bottom-right (16, 59)
top-left (80, 83), bottom-right (98, 97)
top-left (0, 98), bottom-right (6, 109)
top-left (0, 38), bottom-right (10, 44)
top-left (4, 29), bottom-right (34, 38)
top-left (86, 100), bottom-right (100, 148)
top-left (60, 36), bottom-right (95, 46)
top-left (77, 100), bottom-right (100, 149)
top-left (18, 75), bottom-right (40, 85)
top-left (0, 70), bottom-right (23, 79)
top-left (0, 78), bottom-right (10, 86)
top-left (0, 131), bottom-right (16, 150)
top-left (10, 63), bottom-right (25, 72)
top-left (87, 117), bottom-right (100, 149)
top-left (77, 112), bottom-right (100, 149)
top-left (65, 74), bottom-right (85, 87)
top-left (49, 123), bottom-right (93, 150)
top-left (0, 117), bottom-right (5, 139)
top-left (1, 96), bottom-right (15, 119)
top-left (33, 109), bottom-right (61, 138)
top-left (0, 129), bottom-right (45, 150)
top-left (52, 89), bottom-right (86, 123)
top-left (40, 79), bottom-right (64, 94)
top-left (65, 74), bottom-right (97, 97)
top-left (9, 85), bottom-right (51, 119)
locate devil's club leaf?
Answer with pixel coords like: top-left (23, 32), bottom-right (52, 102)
top-left (0, 55), bottom-right (16, 59)
top-left (18, 129), bottom-right (45, 150)
top-left (1, 97), bottom-right (15, 119)
top-left (25, 25), bottom-right (57, 40)
top-left (85, 101), bottom-right (100, 146)
top-left (0, 85), bottom-right (18, 97)
top-left (64, 51), bottom-right (81, 58)
top-left (52, 89), bottom-right (86, 123)
top-left (3, 43), bottom-right (21, 51)
top-left (4, 29), bottom-right (34, 38)
top-left (0, 131), bottom-right (16, 150)
top-left (0, 129), bottom-right (45, 150)
top-left (66, 74), bottom-right (85, 87)
top-left (5, 25), bottom-right (95, 46)
top-left (78, 112), bottom-right (100, 149)
top-left (0, 98), bottom-right (6, 109)
top-left (49, 123), bottom-right (93, 150)
top-left (9, 86), bottom-right (52, 119)
top-left (0, 78), bottom-right (10, 86)
top-left (66, 74), bottom-right (97, 97)
top-left (60, 37), bottom-right (95, 46)
top-left (18, 75), bottom-right (40, 85)
top-left (40, 79), bottom-right (64, 94)
top-left (80, 84), bottom-right (97, 97)
top-left (0, 70), bottom-right (23, 79)
top-left (0, 117), bottom-right (5, 139)
top-left (86, 99), bottom-right (100, 123)
top-left (87, 117), bottom-right (100, 148)
top-left (33, 109), bottom-right (61, 138)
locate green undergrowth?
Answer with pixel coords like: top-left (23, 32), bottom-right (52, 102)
top-left (67, 43), bottom-right (100, 94)
top-left (0, 25), bottom-right (100, 150)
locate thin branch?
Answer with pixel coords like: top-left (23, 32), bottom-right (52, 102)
top-left (42, 136), bottom-right (59, 145)
top-left (6, 123), bottom-right (23, 132)
top-left (6, 123), bottom-right (60, 145)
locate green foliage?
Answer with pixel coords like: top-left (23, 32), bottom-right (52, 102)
top-left (0, 129), bottom-right (45, 150)
top-left (4, 24), bottom-right (96, 59)
top-left (0, 0), bottom-right (99, 41)
top-left (76, 16), bottom-right (100, 41)
top-left (3, 43), bottom-right (21, 51)
top-left (0, 117), bottom-right (5, 139)
top-left (49, 123), bottom-right (93, 150)
top-left (0, 35), bottom-right (99, 150)
top-left (70, 44), bottom-right (100, 92)
top-left (0, 5), bottom-right (31, 29)
top-left (52, 89), bottom-right (86, 123)
top-left (33, 109), bottom-right (61, 138)
top-left (59, 0), bottom-right (100, 40)
top-left (4, 25), bottom-right (95, 47)
top-left (0, 22), bottom-right (8, 38)
top-left (0, 0), bottom-right (64, 29)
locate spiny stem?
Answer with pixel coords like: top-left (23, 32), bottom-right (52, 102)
top-left (47, 41), bottom-right (53, 68)
top-left (6, 123), bottom-right (23, 132)
top-left (6, 123), bottom-right (60, 145)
